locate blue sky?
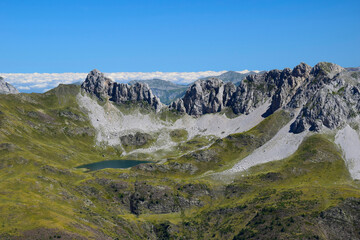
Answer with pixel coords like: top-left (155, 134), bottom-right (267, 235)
top-left (0, 0), bottom-right (359, 74)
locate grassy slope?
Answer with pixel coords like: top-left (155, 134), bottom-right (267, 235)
top-left (0, 85), bottom-right (130, 238)
top-left (170, 110), bottom-right (292, 175)
top-left (0, 86), bottom-right (360, 239)
top-left (176, 135), bottom-right (360, 239)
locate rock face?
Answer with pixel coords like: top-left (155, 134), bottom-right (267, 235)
top-left (318, 198), bottom-right (360, 240)
top-left (169, 78), bottom-right (236, 115)
top-left (169, 64), bottom-right (311, 116)
top-left (170, 62), bottom-right (360, 133)
top-left (120, 132), bottom-right (153, 146)
top-left (81, 69), bottom-right (162, 111)
top-left (0, 77), bottom-right (19, 94)
top-left (288, 63), bottom-right (359, 133)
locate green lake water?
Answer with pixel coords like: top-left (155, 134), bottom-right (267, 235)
top-left (76, 160), bottom-right (152, 171)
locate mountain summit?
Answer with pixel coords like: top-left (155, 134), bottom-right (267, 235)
top-left (81, 69), bottom-right (163, 111)
top-left (0, 76), bottom-right (19, 94)
top-left (169, 62), bottom-right (360, 134)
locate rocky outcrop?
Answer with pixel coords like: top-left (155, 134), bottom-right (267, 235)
top-left (81, 69), bottom-right (162, 111)
top-left (169, 78), bottom-right (236, 116)
top-left (230, 62), bottom-right (312, 116)
top-left (262, 63), bottom-right (312, 116)
top-left (229, 72), bottom-right (273, 114)
top-left (129, 181), bottom-right (202, 215)
top-left (318, 198), bottom-right (360, 240)
top-left (169, 64), bottom-right (312, 116)
top-left (289, 63), bottom-right (358, 133)
top-left (120, 132), bottom-right (153, 146)
top-left (0, 77), bottom-right (19, 94)
top-left (170, 62), bottom-right (360, 134)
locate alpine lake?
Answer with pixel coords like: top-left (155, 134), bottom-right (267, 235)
top-left (76, 159), bottom-right (153, 171)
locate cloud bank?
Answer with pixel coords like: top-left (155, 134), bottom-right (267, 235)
top-left (0, 70), bottom-right (258, 93)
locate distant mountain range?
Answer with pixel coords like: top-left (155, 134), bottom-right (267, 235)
top-left (129, 79), bottom-right (189, 105)
top-left (201, 70), bottom-right (263, 85)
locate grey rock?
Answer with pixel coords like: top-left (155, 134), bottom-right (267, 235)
top-left (318, 198), bottom-right (360, 240)
top-left (310, 61), bottom-right (344, 78)
top-left (0, 77), bottom-right (19, 94)
top-left (129, 181), bottom-right (202, 215)
top-left (169, 61), bottom-right (359, 134)
top-left (167, 162), bottom-right (198, 175)
top-left (262, 62), bottom-right (312, 116)
top-left (120, 132), bottom-right (153, 146)
top-left (190, 149), bottom-right (219, 162)
top-left (289, 63), bottom-right (358, 133)
top-left (230, 72), bottom-right (273, 115)
top-left (169, 98), bottom-right (186, 113)
top-left (170, 78), bottom-right (236, 116)
top-left (81, 69), bottom-right (163, 111)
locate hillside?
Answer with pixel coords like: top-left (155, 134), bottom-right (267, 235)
top-left (0, 62), bottom-right (360, 239)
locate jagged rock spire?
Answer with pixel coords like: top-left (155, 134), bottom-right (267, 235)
top-left (169, 62), bottom-right (360, 134)
top-left (81, 69), bottom-right (163, 112)
top-left (0, 77), bottom-right (19, 94)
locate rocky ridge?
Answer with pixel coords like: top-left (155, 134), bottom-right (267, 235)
top-left (201, 70), bottom-right (262, 84)
top-left (80, 64), bottom-right (360, 134)
top-left (169, 62), bottom-right (360, 133)
top-left (81, 69), bottom-right (162, 111)
top-left (169, 78), bottom-right (236, 115)
top-left (0, 77), bottom-right (19, 94)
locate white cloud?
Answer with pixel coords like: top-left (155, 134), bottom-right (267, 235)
top-left (236, 70), bottom-right (260, 74)
top-left (0, 70), bottom-right (259, 93)
top-left (17, 86), bottom-right (31, 90)
top-left (105, 71), bottom-right (228, 84)
top-left (31, 83), bottom-right (50, 89)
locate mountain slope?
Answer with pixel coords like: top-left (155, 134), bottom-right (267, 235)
top-left (0, 63), bottom-right (360, 239)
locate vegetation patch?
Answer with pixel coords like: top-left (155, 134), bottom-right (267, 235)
top-left (169, 129), bottom-right (188, 142)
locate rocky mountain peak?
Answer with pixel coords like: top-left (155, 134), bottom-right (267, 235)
top-left (201, 70), bottom-right (260, 84)
top-left (310, 62), bottom-right (344, 78)
top-left (292, 62), bottom-right (312, 77)
top-left (81, 69), bottom-right (112, 99)
top-left (169, 77), bottom-right (236, 116)
top-left (169, 62), bottom-right (360, 134)
top-left (81, 69), bottom-right (162, 111)
top-left (0, 77), bottom-right (19, 94)
top-left (289, 67), bottom-right (359, 133)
